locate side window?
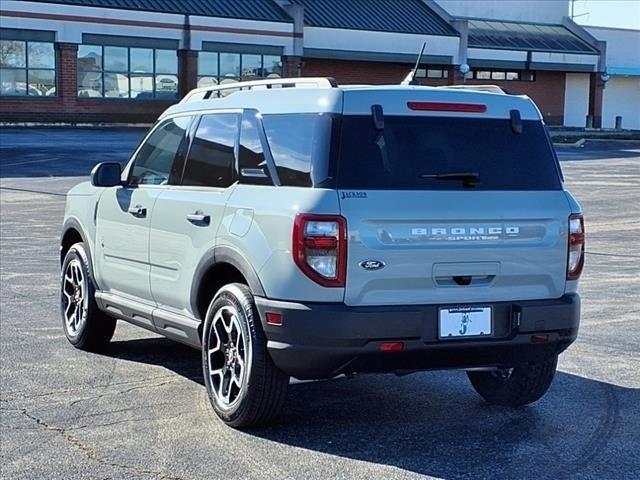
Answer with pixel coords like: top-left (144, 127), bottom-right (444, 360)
top-left (262, 113), bottom-right (335, 187)
top-left (182, 113), bottom-right (238, 188)
top-left (129, 116), bottom-right (191, 186)
top-left (239, 110), bottom-right (272, 186)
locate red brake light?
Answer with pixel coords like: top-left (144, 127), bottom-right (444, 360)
top-left (304, 236), bottom-right (338, 249)
top-left (407, 101), bottom-right (487, 113)
top-left (293, 214), bottom-right (347, 287)
top-left (380, 342), bottom-right (404, 352)
top-left (567, 213), bottom-right (585, 280)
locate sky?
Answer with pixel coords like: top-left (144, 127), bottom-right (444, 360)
top-left (570, 0), bottom-right (640, 29)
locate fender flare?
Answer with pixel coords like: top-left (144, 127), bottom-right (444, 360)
top-left (61, 217), bottom-right (99, 289)
top-left (190, 245), bottom-right (266, 319)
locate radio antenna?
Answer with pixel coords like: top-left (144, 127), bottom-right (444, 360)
top-left (401, 42), bottom-right (427, 86)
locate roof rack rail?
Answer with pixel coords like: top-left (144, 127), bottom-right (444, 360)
top-left (181, 77), bottom-right (339, 103)
top-left (437, 85), bottom-right (507, 95)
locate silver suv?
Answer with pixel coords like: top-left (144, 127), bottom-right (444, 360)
top-left (60, 78), bottom-right (584, 428)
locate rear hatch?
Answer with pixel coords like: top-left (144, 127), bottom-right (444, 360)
top-left (336, 101), bottom-right (570, 307)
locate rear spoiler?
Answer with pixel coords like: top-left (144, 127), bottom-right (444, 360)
top-left (438, 85), bottom-right (507, 95)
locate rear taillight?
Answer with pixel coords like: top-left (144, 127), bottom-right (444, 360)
top-left (567, 213), bottom-right (585, 280)
top-left (293, 214), bottom-right (347, 287)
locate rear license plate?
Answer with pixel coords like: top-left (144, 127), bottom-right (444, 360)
top-left (439, 307), bottom-right (492, 339)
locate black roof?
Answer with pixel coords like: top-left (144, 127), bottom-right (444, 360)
top-left (29, 0), bottom-right (292, 22)
top-left (289, 0), bottom-right (458, 36)
top-left (467, 19), bottom-right (598, 54)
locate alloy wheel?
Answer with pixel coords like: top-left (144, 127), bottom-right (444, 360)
top-left (62, 258), bottom-right (87, 336)
top-left (206, 306), bottom-right (251, 408)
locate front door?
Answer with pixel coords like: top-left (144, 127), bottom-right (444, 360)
top-left (94, 116), bottom-right (192, 304)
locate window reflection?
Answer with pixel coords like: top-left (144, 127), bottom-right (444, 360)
top-left (198, 51), bottom-right (282, 87)
top-left (0, 39), bottom-right (56, 96)
top-left (77, 45), bottom-right (178, 99)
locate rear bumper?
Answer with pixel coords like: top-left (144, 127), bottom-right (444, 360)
top-left (255, 294), bottom-right (580, 379)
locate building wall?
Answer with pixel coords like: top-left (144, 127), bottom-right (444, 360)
top-left (434, 0), bottom-right (569, 24)
top-left (602, 77), bottom-right (640, 129)
top-left (303, 27), bottom-right (460, 63)
top-left (0, 42), bottom-right (175, 123)
top-left (564, 73), bottom-right (590, 127)
top-left (465, 71), bottom-right (567, 125)
top-left (1, 1), bottom-right (630, 128)
top-left (301, 58), bottom-right (449, 85)
top-left (303, 59), bottom-right (406, 85)
top-left (302, 59), bottom-right (565, 125)
top-left (586, 27), bottom-right (640, 69)
top-left (0, 0), bottom-right (296, 123)
top-left (0, 1), bottom-right (295, 52)
top-left (586, 27), bottom-right (640, 129)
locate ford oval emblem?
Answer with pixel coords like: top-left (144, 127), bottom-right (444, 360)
top-left (360, 260), bottom-right (385, 271)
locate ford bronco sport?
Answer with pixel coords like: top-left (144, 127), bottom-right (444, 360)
top-left (60, 77), bottom-right (584, 428)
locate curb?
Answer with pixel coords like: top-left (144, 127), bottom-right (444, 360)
top-left (553, 139), bottom-right (586, 148)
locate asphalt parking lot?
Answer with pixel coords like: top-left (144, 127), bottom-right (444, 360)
top-left (1, 128), bottom-right (639, 480)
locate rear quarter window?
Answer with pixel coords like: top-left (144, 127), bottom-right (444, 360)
top-left (262, 114), bottom-right (336, 187)
top-left (337, 116), bottom-right (562, 191)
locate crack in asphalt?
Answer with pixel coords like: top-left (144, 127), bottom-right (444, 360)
top-left (67, 414), bottom-right (187, 431)
top-left (18, 408), bottom-right (187, 480)
top-left (2, 374), bottom-right (177, 402)
top-left (68, 380), bottom-right (176, 407)
top-left (120, 380), bottom-right (176, 394)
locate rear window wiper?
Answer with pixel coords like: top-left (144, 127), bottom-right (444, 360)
top-left (419, 172), bottom-right (479, 188)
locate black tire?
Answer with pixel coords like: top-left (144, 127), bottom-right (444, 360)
top-left (202, 283), bottom-right (289, 428)
top-left (60, 242), bottom-right (116, 352)
top-left (467, 355), bottom-right (558, 407)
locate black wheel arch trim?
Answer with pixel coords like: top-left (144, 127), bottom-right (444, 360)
top-left (190, 245), bottom-right (266, 320)
top-left (61, 217), bottom-right (100, 290)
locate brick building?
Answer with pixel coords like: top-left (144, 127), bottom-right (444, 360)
top-left (1, 0), bottom-right (637, 127)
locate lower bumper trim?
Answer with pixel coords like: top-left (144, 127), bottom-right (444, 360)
top-left (256, 294), bottom-right (580, 379)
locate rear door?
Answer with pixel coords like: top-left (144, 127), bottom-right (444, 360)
top-left (149, 112), bottom-right (240, 318)
top-left (337, 114), bottom-right (570, 307)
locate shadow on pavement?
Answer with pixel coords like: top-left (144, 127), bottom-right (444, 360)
top-left (104, 335), bottom-right (639, 479)
top-left (0, 128), bottom-right (146, 178)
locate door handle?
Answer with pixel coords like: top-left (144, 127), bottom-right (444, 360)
top-left (128, 205), bottom-right (147, 218)
top-left (187, 212), bottom-right (210, 226)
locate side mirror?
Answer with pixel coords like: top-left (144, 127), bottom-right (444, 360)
top-left (91, 162), bottom-right (122, 187)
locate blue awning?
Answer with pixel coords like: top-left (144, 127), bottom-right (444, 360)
top-left (608, 67), bottom-right (640, 76)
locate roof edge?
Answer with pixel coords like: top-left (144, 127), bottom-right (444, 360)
top-left (25, 0), bottom-right (294, 24)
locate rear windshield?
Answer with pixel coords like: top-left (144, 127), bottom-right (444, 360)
top-left (337, 116), bottom-right (562, 190)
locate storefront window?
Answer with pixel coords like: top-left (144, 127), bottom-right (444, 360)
top-left (197, 51), bottom-right (282, 88)
top-left (241, 54), bottom-right (262, 80)
top-left (197, 52), bottom-right (219, 88)
top-left (220, 52), bottom-right (241, 81)
top-left (77, 45), bottom-right (178, 99)
top-left (472, 69), bottom-right (533, 82)
top-left (415, 66), bottom-right (448, 79)
top-left (0, 39), bottom-right (56, 96)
